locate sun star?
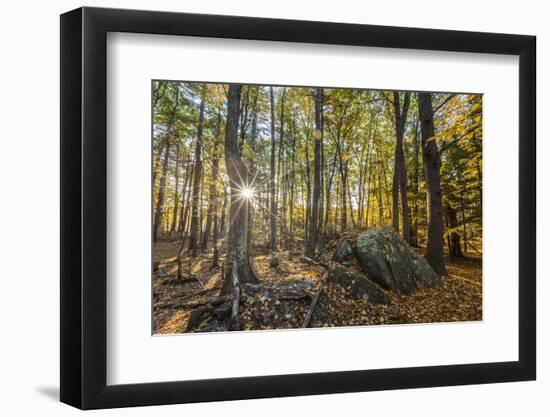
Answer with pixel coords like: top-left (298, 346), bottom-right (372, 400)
top-left (240, 187), bottom-right (254, 200)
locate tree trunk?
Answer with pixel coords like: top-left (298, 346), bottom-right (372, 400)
top-left (377, 170), bottom-right (383, 226)
top-left (277, 89), bottom-right (286, 243)
top-left (269, 87), bottom-right (277, 250)
top-left (169, 143), bottom-right (181, 234)
top-left (304, 146), bottom-right (311, 241)
top-left (392, 92), bottom-right (411, 243)
top-left (364, 134), bottom-right (374, 227)
top-left (418, 92), bottom-right (448, 275)
top-left (221, 84), bottom-right (258, 296)
top-left (305, 88), bottom-right (323, 258)
top-left (177, 153), bottom-right (192, 234)
top-left (459, 191), bottom-right (468, 254)
top-left (391, 159), bottom-right (399, 231)
top-left (219, 186), bottom-right (228, 237)
top-left (347, 178), bottom-right (356, 228)
top-left (411, 117), bottom-right (420, 247)
top-left (180, 164), bottom-right (194, 238)
top-left (153, 87), bottom-right (179, 242)
top-left (325, 161), bottom-right (336, 229)
top-left (153, 142), bottom-right (171, 241)
top-left (340, 165), bottom-right (348, 232)
top-left (201, 112), bottom-right (222, 251)
top-left (188, 85), bottom-right (206, 256)
top-left (446, 201), bottom-right (463, 258)
top-left (335, 130), bottom-right (348, 232)
top-left (289, 114), bottom-right (297, 245)
top-left (247, 90), bottom-right (259, 249)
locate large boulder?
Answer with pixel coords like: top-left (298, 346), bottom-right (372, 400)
top-left (355, 227), bottom-right (442, 294)
top-left (329, 265), bottom-right (389, 304)
top-left (332, 238), bottom-right (355, 264)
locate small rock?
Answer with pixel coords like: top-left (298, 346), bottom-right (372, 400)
top-left (213, 305), bottom-right (231, 321)
top-left (187, 306), bottom-right (213, 331)
top-left (332, 238), bottom-right (355, 264)
top-left (210, 297), bottom-right (225, 307)
top-left (269, 256), bottom-right (280, 268)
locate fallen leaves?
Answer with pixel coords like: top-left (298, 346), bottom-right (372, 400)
top-left (153, 240), bottom-right (482, 334)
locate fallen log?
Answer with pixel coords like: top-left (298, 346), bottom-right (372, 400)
top-left (155, 300), bottom-right (210, 310)
top-left (302, 268), bottom-right (330, 328)
top-left (300, 256), bottom-right (330, 269)
top-left (317, 237), bottom-right (339, 256)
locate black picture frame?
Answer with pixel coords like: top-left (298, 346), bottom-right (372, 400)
top-left (60, 6), bottom-right (536, 410)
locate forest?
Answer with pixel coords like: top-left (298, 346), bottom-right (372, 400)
top-left (152, 81), bottom-right (483, 334)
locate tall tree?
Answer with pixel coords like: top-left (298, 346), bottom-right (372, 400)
top-left (201, 110), bottom-right (222, 250)
top-left (418, 92), bottom-right (448, 275)
top-left (188, 85), bottom-right (206, 256)
top-left (221, 84), bottom-right (258, 295)
top-left (169, 142), bottom-right (181, 234)
top-left (391, 91), bottom-right (411, 243)
top-left (305, 88), bottom-right (323, 258)
top-left (269, 87), bottom-right (277, 250)
top-left (177, 153), bottom-right (192, 234)
top-left (153, 85), bottom-right (179, 242)
top-left (246, 88), bottom-right (259, 248)
top-left (411, 117), bottom-right (421, 246)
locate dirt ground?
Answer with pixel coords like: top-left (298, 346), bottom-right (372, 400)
top-left (152, 238), bottom-right (482, 334)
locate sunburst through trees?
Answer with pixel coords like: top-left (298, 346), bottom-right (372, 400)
top-left (152, 81), bottom-right (483, 334)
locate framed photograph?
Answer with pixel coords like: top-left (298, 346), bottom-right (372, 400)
top-left (60, 6), bottom-right (536, 409)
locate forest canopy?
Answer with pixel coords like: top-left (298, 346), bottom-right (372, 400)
top-left (152, 81), bottom-right (482, 334)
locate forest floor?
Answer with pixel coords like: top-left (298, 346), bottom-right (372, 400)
top-left (153, 238), bottom-right (482, 334)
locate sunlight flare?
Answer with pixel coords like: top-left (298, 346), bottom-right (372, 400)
top-left (240, 186), bottom-right (254, 200)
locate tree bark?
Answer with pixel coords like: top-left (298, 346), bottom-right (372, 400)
top-left (169, 143), bottom-right (181, 234)
top-left (221, 84), bottom-right (258, 296)
top-left (188, 85), bottom-right (206, 256)
top-left (305, 88), bottom-right (323, 258)
top-left (181, 164), bottom-right (194, 237)
top-left (459, 191), bottom-right (468, 254)
top-left (392, 92), bottom-right (411, 243)
top-left (201, 111), bottom-right (222, 251)
top-left (277, 89), bottom-right (286, 243)
top-left (446, 201), bottom-right (463, 258)
top-left (377, 171), bottom-right (383, 226)
top-left (177, 153), bottom-right (192, 234)
top-left (219, 186), bottom-right (228, 237)
top-left (304, 145), bottom-right (311, 241)
top-left (247, 90), bottom-right (259, 249)
top-left (418, 92), bottom-right (448, 275)
top-left (289, 114), bottom-right (297, 245)
top-left (153, 143), bottom-right (171, 241)
top-left (269, 87), bottom-right (277, 250)
top-left (153, 86), bottom-right (179, 242)
top-left (411, 117), bottom-right (420, 247)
